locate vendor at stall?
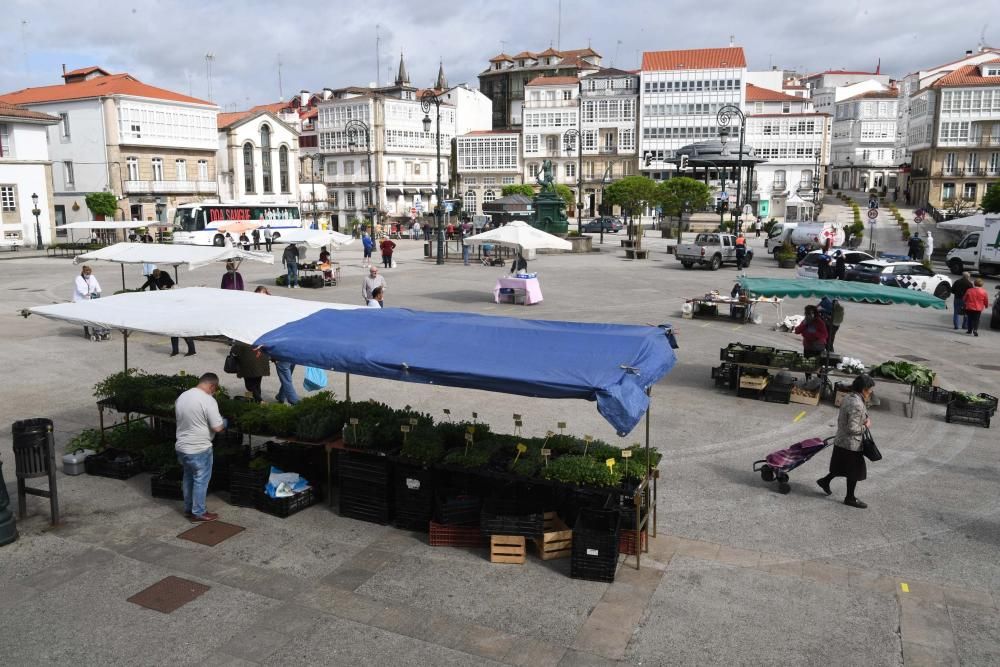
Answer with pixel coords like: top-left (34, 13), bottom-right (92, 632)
top-left (510, 251), bottom-right (528, 274)
top-left (794, 305), bottom-right (828, 378)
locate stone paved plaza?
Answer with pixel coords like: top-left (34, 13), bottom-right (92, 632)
top-left (1, 195), bottom-right (998, 666)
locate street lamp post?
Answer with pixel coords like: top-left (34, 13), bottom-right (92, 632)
top-left (599, 162), bottom-right (614, 246)
top-left (300, 155), bottom-right (319, 229)
top-left (812, 150), bottom-right (821, 221)
top-left (30, 193), bottom-right (43, 249)
top-left (421, 90), bottom-right (445, 266)
top-left (562, 128), bottom-right (583, 232)
top-left (346, 119), bottom-right (375, 238)
top-left (717, 104), bottom-right (746, 227)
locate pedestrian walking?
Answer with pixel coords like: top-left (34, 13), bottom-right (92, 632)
top-left (224, 232), bottom-right (235, 247)
top-left (834, 251), bottom-right (847, 280)
top-left (251, 228), bottom-right (261, 250)
top-left (220, 261), bottom-right (244, 291)
top-left (263, 225), bottom-right (273, 252)
top-left (925, 231), bottom-right (934, 260)
top-left (951, 271), bottom-right (973, 331)
top-left (233, 342), bottom-right (271, 402)
top-left (461, 228), bottom-right (471, 265)
top-left (362, 232), bottom-right (374, 267)
top-left (174, 372), bottom-right (226, 523)
top-left (907, 233), bottom-right (923, 261)
top-left (412, 221), bottom-right (421, 241)
top-left (818, 297), bottom-right (844, 353)
top-left (963, 278), bottom-right (989, 337)
top-left (72, 265), bottom-right (102, 338)
top-left (362, 266), bottom-right (386, 305)
top-left (754, 219), bottom-right (761, 238)
top-left (282, 242), bottom-right (300, 288)
top-left (239, 232), bottom-right (250, 251)
top-left (380, 237), bottom-right (396, 268)
top-left (817, 374), bottom-right (876, 509)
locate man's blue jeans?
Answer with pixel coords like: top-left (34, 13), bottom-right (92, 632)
top-left (286, 262), bottom-right (298, 287)
top-left (176, 449), bottom-right (213, 516)
top-left (275, 360), bottom-right (300, 404)
top-left (953, 299), bottom-right (968, 330)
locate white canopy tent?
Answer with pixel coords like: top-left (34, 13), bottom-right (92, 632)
top-left (937, 213), bottom-right (997, 234)
top-left (29, 287), bottom-right (360, 370)
top-left (300, 230), bottom-right (356, 249)
top-left (462, 220), bottom-right (572, 252)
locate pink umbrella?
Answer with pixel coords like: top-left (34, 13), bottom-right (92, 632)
top-left (218, 221), bottom-right (261, 234)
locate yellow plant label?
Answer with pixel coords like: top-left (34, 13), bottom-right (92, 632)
top-left (516, 443), bottom-right (527, 454)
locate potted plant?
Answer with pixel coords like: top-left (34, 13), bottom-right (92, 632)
top-left (776, 241), bottom-right (797, 269)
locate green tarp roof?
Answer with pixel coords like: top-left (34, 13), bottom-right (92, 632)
top-left (739, 277), bottom-right (947, 309)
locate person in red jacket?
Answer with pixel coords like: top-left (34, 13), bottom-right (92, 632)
top-left (794, 305), bottom-right (828, 378)
top-left (379, 237), bottom-right (396, 268)
top-left (963, 278), bottom-right (990, 337)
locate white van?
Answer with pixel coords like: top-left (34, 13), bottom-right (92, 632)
top-left (945, 216), bottom-right (1000, 276)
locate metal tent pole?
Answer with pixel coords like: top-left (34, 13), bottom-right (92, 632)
top-left (122, 330), bottom-right (129, 372)
top-left (120, 264), bottom-right (126, 291)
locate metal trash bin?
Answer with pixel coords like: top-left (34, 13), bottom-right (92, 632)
top-left (11, 418), bottom-right (59, 525)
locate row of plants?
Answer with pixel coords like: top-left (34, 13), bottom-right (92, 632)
top-left (90, 371), bottom-right (661, 489)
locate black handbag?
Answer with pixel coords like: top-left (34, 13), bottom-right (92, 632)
top-left (224, 347), bottom-right (241, 374)
top-left (861, 427), bottom-right (882, 462)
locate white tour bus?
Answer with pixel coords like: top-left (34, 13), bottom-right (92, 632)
top-left (172, 203), bottom-right (313, 246)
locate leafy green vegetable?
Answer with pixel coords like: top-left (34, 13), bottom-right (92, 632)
top-left (541, 455), bottom-right (622, 487)
top-left (65, 428), bottom-right (103, 454)
top-left (873, 361), bottom-right (935, 388)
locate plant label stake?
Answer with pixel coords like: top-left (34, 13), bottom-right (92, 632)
top-left (606, 457), bottom-right (616, 481)
top-left (464, 432), bottom-right (473, 456)
top-left (409, 417), bottom-right (418, 426)
top-left (472, 411), bottom-right (478, 424)
top-left (583, 434), bottom-right (593, 456)
top-left (514, 443), bottom-right (527, 467)
top-left (621, 448), bottom-right (632, 478)
top-left (349, 417), bottom-right (359, 444)
top-left (400, 423), bottom-right (410, 445)
top-left (514, 419), bottom-right (522, 437)
top-left (557, 421), bottom-right (566, 435)
top-left (541, 448), bottom-right (551, 467)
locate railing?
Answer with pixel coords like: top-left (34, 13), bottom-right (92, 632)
top-left (771, 181), bottom-right (787, 192)
top-left (124, 180), bottom-right (200, 194)
top-left (523, 100), bottom-right (578, 109)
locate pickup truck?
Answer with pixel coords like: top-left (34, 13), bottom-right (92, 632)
top-left (676, 233), bottom-right (753, 270)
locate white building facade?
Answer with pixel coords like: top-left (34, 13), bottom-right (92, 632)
top-left (521, 76), bottom-right (581, 191)
top-left (456, 130), bottom-right (521, 216)
top-left (217, 110), bottom-right (300, 206)
top-left (579, 68), bottom-right (639, 216)
top-left (639, 47), bottom-right (748, 178)
top-left (0, 103), bottom-right (59, 245)
top-left (830, 89), bottom-right (900, 192)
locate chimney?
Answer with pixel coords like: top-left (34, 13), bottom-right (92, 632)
top-left (62, 63), bottom-right (66, 76)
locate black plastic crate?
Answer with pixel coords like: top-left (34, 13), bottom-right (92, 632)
top-left (338, 450), bottom-right (391, 484)
top-left (339, 492), bottom-right (392, 524)
top-left (256, 488), bottom-right (317, 518)
top-left (720, 345), bottom-right (748, 363)
top-left (571, 509), bottom-right (620, 582)
top-left (150, 468), bottom-right (183, 500)
top-left (946, 400), bottom-right (992, 428)
top-left (736, 387), bottom-right (764, 400)
top-left (570, 557), bottom-right (618, 583)
top-left (393, 465), bottom-right (434, 531)
top-left (84, 448), bottom-right (143, 480)
top-left (435, 492), bottom-right (482, 525)
top-left (266, 441), bottom-right (327, 489)
top-left (229, 465), bottom-right (269, 508)
top-left (976, 393), bottom-right (998, 416)
top-left (916, 386), bottom-right (952, 404)
top-left (480, 498), bottom-right (546, 538)
top-left (762, 384), bottom-right (792, 404)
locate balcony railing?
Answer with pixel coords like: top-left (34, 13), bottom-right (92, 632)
top-left (523, 99), bottom-right (578, 109)
top-left (124, 180), bottom-right (217, 194)
top-left (935, 169), bottom-right (990, 178)
top-left (771, 181), bottom-right (787, 192)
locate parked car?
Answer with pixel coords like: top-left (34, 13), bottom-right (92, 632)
top-left (796, 249), bottom-right (874, 279)
top-left (676, 233), bottom-right (753, 270)
top-left (581, 217), bottom-right (623, 233)
top-left (845, 259), bottom-right (953, 299)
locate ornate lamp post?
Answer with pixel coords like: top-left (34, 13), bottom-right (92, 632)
top-left (562, 128), bottom-right (584, 232)
top-left (812, 150), bottom-right (821, 221)
top-left (346, 118), bottom-right (376, 237)
top-left (421, 90), bottom-right (445, 265)
top-left (717, 104), bottom-right (746, 225)
top-left (299, 155), bottom-right (320, 228)
top-left (30, 192), bottom-right (43, 249)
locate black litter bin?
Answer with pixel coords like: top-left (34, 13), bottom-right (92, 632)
top-left (11, 418), bottom-right (59, 524)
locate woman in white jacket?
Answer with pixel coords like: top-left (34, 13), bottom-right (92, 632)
top-left (73, 265), bottom-right (101, 337)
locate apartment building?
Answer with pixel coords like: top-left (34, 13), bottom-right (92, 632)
top-left (216, 109), bottom-right (300, 206)
top-left (800, 70), bottom-right (892, 115)
top-left (0, 103), bottom-right (60, 245)
top-left (521, 76), bottom-right (581, 201)
top-left (0, 66), bottom-right (218, 227)
top-left (578, 68), bottom-right (639, 216)
top-left (455, 130), bottom-right (521, 215)
top-left (830, 88), bottom-right (900, 192)
top-left (478, 47), bottom-right (601, 129)
top-left (639, 47), bottom-right (748, 178)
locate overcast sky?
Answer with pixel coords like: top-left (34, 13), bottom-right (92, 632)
top-left (1, 0), bottom-right (995, 111)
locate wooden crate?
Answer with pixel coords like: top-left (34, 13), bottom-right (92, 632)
top-left (533, 517), bottom-right (572, 560)
top-left (739, 375), bottom-right (769, 390)
top-left (490, 535), bottom-right (526, 564)
top-left (789, 387), bottom-right (821, 406)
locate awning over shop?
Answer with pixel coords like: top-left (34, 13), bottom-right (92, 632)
top-left (739, 277), bottom-right (947, 309)
top-left (74, 242), bottom-right (274, 270)
top-left (255, 308), bottom-right (676, 435)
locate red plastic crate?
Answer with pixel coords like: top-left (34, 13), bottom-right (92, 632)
top-left (429, 521), bottom-right (484, 548)
top-left (619, 528), bottom-right (648, 556)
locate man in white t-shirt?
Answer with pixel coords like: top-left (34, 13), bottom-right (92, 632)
top-left (174, 373), bottom-right (226, 522)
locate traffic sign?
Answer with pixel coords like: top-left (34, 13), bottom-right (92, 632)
top-left (720, 191), bottom-right (729, 200)
top-left (868, 198), bottom-right (879, 209)
top-left (866, 208), bottom-right (879, 220)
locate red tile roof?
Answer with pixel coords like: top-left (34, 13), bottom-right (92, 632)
top-left (642, 47), bottom-right (746, 71)
top-left (526, 75), bottom-right (579, 86)
top-left (745, 84), bottom-right (807, 103)
top-left (512, 51), bottom-right (536, 59)
top-left (63, 66), bottom-right (110, 79)
top-left (0, 72), bottom-right (214, 106)
top-left (0, 101), bottom-right (60, 123)
top-left (536, 48), bottom-right (561, 57)
top-left (489, 53), bottom-right (513, 63)
top-left (931, 63), bottom-right (1000, 88)
top-left (562, 48), bottom-right (600, 58)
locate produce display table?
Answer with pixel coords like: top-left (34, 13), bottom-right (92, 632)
top-left (494, 276), bottom-right (543, 305)
top-left (684, 295), bottom-right (782, 324)
top-left (298, 262), bottom-right (341, 286)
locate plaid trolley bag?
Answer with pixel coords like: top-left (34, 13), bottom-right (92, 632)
top-left (753, 437), bottom-right (831, 495)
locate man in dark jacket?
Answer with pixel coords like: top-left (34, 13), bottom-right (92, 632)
top-left (834, 251), bottom-right (847, 280)
top-left (282, 243), bottom-right (300, 288)
top-left (907, 233), bottom-right (924, 260)
top-left (951, 271), bottom-right (973, 330)
top-left (139, 269), bottom-right (174, 291)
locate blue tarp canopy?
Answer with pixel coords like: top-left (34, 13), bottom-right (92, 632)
top-left (254, 309), bottom-right (677, 435)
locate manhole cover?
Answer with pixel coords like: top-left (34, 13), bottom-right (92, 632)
top-left (974, 364), bottom-right (1000, 372)
top-left (177, 521), bottom-right (245, 547)
top-left (897, 355), bottom-right (929, 362)
top-left (127, 576), bottom-right (210, 614)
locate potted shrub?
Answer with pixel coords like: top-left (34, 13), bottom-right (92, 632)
top-left (777, 241), bottom-right (797, 269)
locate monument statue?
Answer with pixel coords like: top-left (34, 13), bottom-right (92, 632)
top-left (529, 159), bottom-right (567, 235)
top-left (535, 159), bottom-right (555, 192)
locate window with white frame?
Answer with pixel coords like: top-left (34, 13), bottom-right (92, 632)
top-left (387, 161), bottom-right (396, 178)
top-left (198, 160), bottom-right (209, 180)
top-left (175, 159), bottom-right (187, 181)
top-left (279, 146), bottom-right (290, 193)
top-left (565, 162), bottom-right (576, 178)
top-left (346, 191), bottom-right (356, 208)
top-left (963, 183), bottom-right (977, 200)
top-left (524, 134), bottom-right (540, 153)
top-left (243, 144), bottom-right (255, 193)
top-left (583, 130), bottom-right (597, 151)
top-left (483, 176), bottom-right (496, 185)
top-left (464, 190), bottom-right (477, 213)
top-left (64, 161), bottom-right (75, 186)
top-left (502, 176), bottom-right (516, 184)
top-left (988, 152), bottom-right (1000, 174)
top-left (151, 158), bottom-right (163, 181)
top-left (126, 157), bottom-right (139, 180)
top-left (483, 189), bottom-right (496, 204)
top-left (944, 152), bottom-right (957, 173)
top-left (782, 102), bottom-right (790, 114)
top-left (1, 185), bottom-right (16, 211)
top-left (326, 160), bottom-right (338, 175)
top-left (362, 190), bottom-right (371, 207)
top-left (0, 123), bottom-right (9, 157)
top-left (563, 90), bottom-right (573, 100)
top-left (344, 160), bottom-right (354, 176)
top-left (59, 112), bottom-right (71, 139)
top-left (528, 163), bottom-right (539, 177)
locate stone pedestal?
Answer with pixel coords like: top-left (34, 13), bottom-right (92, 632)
top-left (531, 192), bottom-right (568, 235)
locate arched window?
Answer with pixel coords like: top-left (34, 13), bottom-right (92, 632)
top-left (464, 190), bottom-right (477, 214)
top-left (483, 189), bottom-right (496, 204)
top-left (243, 143), bottom-right (255, 194)
top-left (260, 125), bottom-right (273, 193)
top-left (279, 145), bottom-right (290, 193)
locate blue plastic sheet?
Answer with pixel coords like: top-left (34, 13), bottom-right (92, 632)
top-left (254, 308), bottom-right (677, 435)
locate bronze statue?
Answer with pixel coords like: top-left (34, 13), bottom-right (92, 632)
top-left (535, 159), bottom-right (555, 192)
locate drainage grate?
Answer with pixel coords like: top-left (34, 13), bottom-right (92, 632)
top-left (974, 364), bottom-right (1000, 372)
top-left (896, 355), bottom-right (929, 362)
top-left (127, 576), bottom-right (210, 614)
top-left (177, 521), bottom-right (245, 547)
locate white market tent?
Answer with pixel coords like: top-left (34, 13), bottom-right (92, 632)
top-left (463, 220), bottom-right (571, 252)
top-left (29, 287), bottom-right (360, 369)
top-left (937, 213), bottom-right (997, 234)
top-left (300, 230), bottom-right (356, 249)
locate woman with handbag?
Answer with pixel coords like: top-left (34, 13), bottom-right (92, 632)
top-left (232, 342), bottom-right (271, 403)
top-left (817, 374), bottom-right (876, 509)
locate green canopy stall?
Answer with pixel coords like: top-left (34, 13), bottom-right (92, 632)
top-left (738, 278), bottom-right (947, 310)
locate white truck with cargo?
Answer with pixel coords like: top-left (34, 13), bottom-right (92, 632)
top-left (675, 233), bottom-right (752, 270)
top-left (767, 222), bottom-right (845, 257)
top-left (945, 216), bottom-right (1000, 277)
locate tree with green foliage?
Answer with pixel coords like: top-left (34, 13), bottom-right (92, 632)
top-left (982, 182), bottom-right (1000, 214)
top-left (501, 184), bottom-right (536, 198)
top-left (85, 192), bottom-right (119, 220)
top-left (554, 183), bottom-right (575, 211)
top-left (604, 175), bottom-right (657, 251)
top-left (655, 177), bottom-right (713, 243)
top-left (942, 197), bottom-right (977, 218)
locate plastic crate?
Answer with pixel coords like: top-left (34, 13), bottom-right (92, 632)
top-left (84, 448), bottom-right (142, 480)
top-left (736, 387), bottom-right (764, 400)
top-left (266, 441), bottom-right (327, 489)
top-left (435, 492), bottom-right (481, 525)
top-left (762, 384), bottom-right (792, 404)
top-left (338, 450), bottom-right (391, 484)
top-left (572, 508), bottom-right (621, 553)
top-left (340, 493), bottom-right (392, 524)
top-left (570, 558), bottom-right (618, 583)
top-left (150, 469), bottom-right (183, 500)
top-left (976, 393), bottom-right (998, 416)
top-left (229, 465), bottom-right (269, 508)
top-left (619, 528), bottom-right (648, 556)
top-left (393, 465), bottom-right (434, 531)
top-left (480, 498), bottom-right (546, 538)
top-left (945, 400), bottom-right (992, 428)
top-left (429, 520), bottom-right (484, 547)
top-left (916, 386), bottom-right (952, 404)
top-left (256, 488), bottom-right (317, 518)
